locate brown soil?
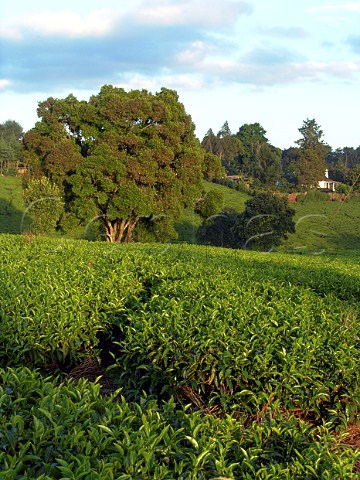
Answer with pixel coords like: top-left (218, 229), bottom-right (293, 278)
top-left (68, 356), bottom-right (118, 396)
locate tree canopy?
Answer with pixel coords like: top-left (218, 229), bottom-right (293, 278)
top-left (23, 86), bottom-right (204, 242)
top-left (197, 193), bottom-right (296, 251)
top-left (194, 189), bottom-right (224, 220)
top-left (0, 120), bottom-right (24, 175)
top-left (201, 122), bottom-right (282, 186)
top-left (201, 122), bottom-right (242, 174)
top-left (234, 192), bottom-right (296, 251)
top-left (23, 177), bottom-right (64, 234)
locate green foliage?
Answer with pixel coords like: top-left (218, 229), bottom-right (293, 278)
top-left (201, 122), bottom-right (282, 185)
top-left (1, 236), bottom-right (360, 476)
top-left (0, 120), bottom-right (23, 175)
top-left (303, 190), bottom-right (329, 202)
top-left (349, 164), bottom-right (360, 191)
top-left (212, 176), bottom-right (250, 193)
top-left (234, 193), bottom-right (296, 251)
top-left (134, 215), bottom-right (178, 243)
top-left (293, 119), bottom-right (330, 188)
top-left (278, 195), bottom-right (360, 255)
top-left (296, 193), bottom-right (306, 203)
top-left (175, 179), bottom-right (250, 243)
top-left (23, 177), bottom-right (64, 234)
top-left (23, 86), bottom-right (204, 243)
top-left (201, 124), bottom-right (243, 174)
top-left (335, 183), bottom-right (352, 195)
top-left (0, 367), bottom-right (357, 479)
top-left (196, 193), bottom-right (296, 251)
top-left (196, 207), bottom-right (239, 247)
top-left (0, 235), bottom-right (145, 368)
top-left (0, 119), bottom-right (23, 140)
top-left (0, 176), bottom-right (29, 234)
top-left (202, 151), bottom-right (225, 180)
top-left (195, 189), bottom-right (224, 219)
top-left (235, 123), bottom-right (282, 186)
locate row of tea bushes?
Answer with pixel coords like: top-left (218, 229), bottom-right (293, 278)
top-left (0, 367), bottom-right (358, 479)
top-left (110, 248), bottom-right (360, 422)
top-left (0, 235), bottom-right (144, 368)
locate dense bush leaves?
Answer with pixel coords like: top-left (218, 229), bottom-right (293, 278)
top-left (0, 234), bottom-right (359, 476)
top-left (0, 368), bottom-right (358, 478)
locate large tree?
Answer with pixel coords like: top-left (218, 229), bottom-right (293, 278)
top-left (23, 86), bottom-right (204, 242)
top-left (0, 120), bottom-right (23, 140)
top-left (234, 193), bottom-right (296, 251)
top-left (197, 193), bottom-right (295, 251)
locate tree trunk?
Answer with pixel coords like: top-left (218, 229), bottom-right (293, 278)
top-left (124, 216), bottom-right (138, 243)
top-left (102, 216), bottom-right (139, 243)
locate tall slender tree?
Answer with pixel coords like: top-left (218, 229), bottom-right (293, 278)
top-left (216, 121), bottom-right (243, 171)
top-left (294, 118), bottom-right (330, 188)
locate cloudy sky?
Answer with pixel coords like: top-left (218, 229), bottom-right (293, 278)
top-left (1, 0), bottom-right (360, 149)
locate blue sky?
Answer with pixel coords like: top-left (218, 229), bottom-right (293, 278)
top-left (1, 0), bottom-right (360, 149)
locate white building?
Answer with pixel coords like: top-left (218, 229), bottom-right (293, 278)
top-left (318, 169), bottom-right (337, 191)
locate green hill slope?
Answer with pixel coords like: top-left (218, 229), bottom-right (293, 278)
top-left (175, 180), bottom-right (251, 242)
top-left (0, 175), bottom-right (29, 233)
top-left (280, 195), bottom-right (360, 256)
top-left (176, 180), bottom-right (360, 256)
top-left (1, 175), bottom-right (359, 255)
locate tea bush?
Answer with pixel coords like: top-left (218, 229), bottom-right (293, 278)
top-left (0, 367), bottom-right (357, 479)
top-left (0, 235), bottom-right (359, 476)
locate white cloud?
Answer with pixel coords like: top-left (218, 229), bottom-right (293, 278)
top-left (0, 1), bottom-right (253, 41)
top-left (0, 10), bottom-right (117, 40)
top-left (176, 41), bottom-right (216, 64)
top-left (0, 80), bottom-right (11, 90)
top-left (258, 26), bottom-right (309, 39)
top-left (174, 54), bottom-right (360, 86)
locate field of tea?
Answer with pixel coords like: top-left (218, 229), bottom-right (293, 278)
top-left (0, 234), bottom-right (359, 477)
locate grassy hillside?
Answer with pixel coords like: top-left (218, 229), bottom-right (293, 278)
top-left (175, 180), bottom-right (251, 242)
top-left (177, 180), bottom-right (360, 256)
top-left (1, 175), bottom-right (359, 256)
top-left (280, 195), bottom-right (360, 256)
top-left (0, 175), bottom-right (30, 233)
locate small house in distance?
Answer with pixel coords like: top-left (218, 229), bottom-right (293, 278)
top-left (318, 169), bottom-right (337, 192)
top-left (17, 164), bottom-right (28, 175)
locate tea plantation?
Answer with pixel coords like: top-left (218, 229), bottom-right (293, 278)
top-left (0, 234), bottom-right (359, 478)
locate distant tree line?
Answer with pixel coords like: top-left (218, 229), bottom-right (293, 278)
top-left (201, 118), bottom-right (360, 191)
